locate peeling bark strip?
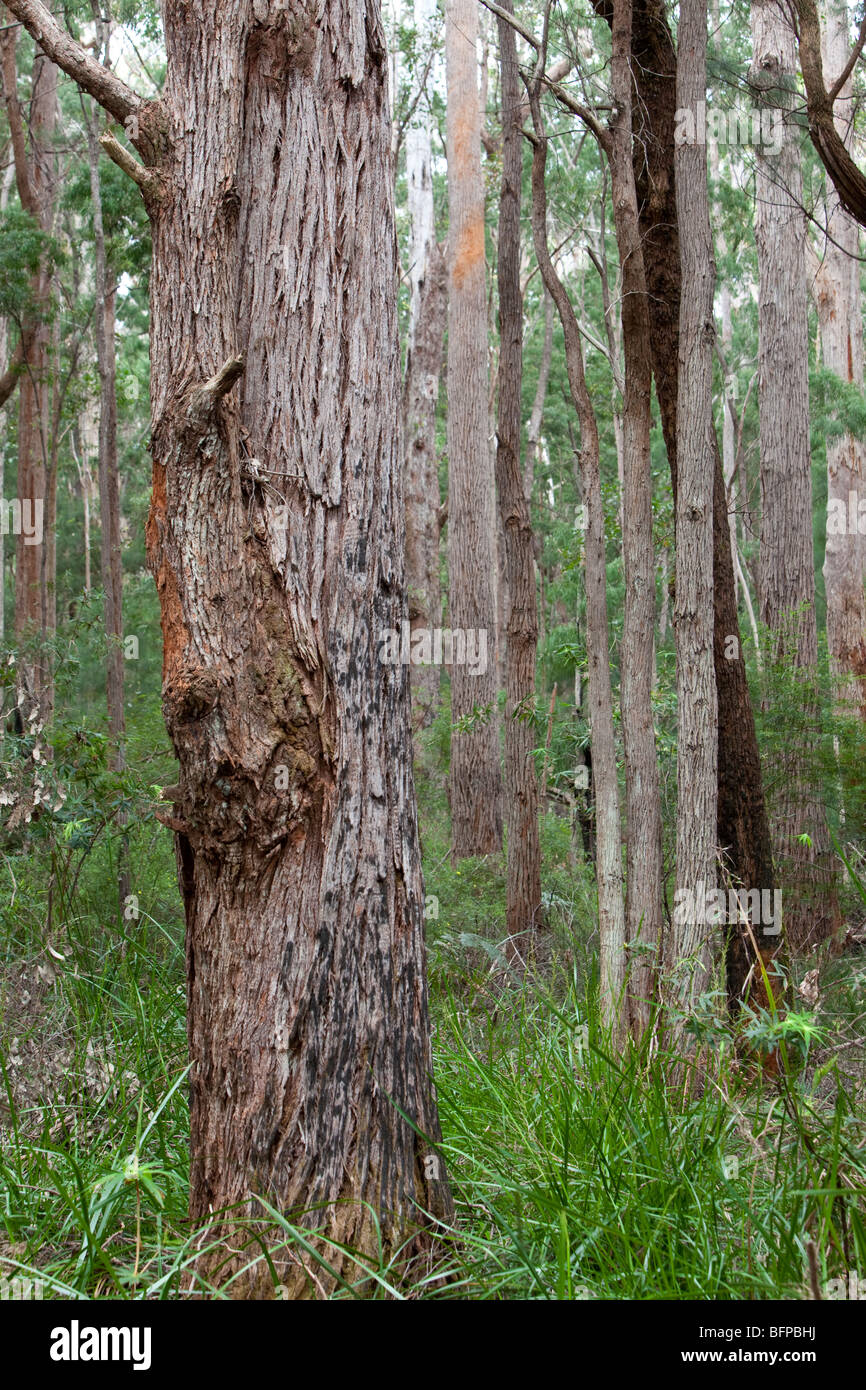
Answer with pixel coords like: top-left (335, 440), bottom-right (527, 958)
top-left (5, 0), bottom-right (453, 1295)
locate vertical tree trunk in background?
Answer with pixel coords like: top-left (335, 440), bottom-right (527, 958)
top-left (495, 0), bottom-right (541, 962)
top-left (625, 0), bottom-right (778, 1008)
top-left (0, 159), bottom-right (14, 650)
top-left (6, 0), bottom-right (453, 1297)
top-left (86, 10), bottom-right (128, 905)
top-left (445, 0), bottom-right (503, 857)
top-left (750, 0), bottom-right (839, 950)
top-left (668, 0), bottom-right (718, 1018)
top-left (812, 0), bottom-right (866, 720)
top-left (528, 83), bottom-right (626, 1035)
top-left (87, 17), bottom-right (125, 766)
top-left (706, 6), bottom-right (740, 607)
top-left (71, 418), bottom-right (94, 596)
top-left (525, 288), bottom-right (553, 504)
top-left (403, 0), bottom-right (445, 729)
top-left (1, 33), bottom-right (57, 722)
top-left (609, 0), bottom-right (663, 1036)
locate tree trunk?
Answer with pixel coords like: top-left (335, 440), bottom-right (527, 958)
top-left (625, 0), bottom-right (778, 1008)
top-left (528, 82), bottom-right (627, 1035)
top-left (750, 0), bottom-right (840, 950)
top-left (6, 0), bottom-right (454, 1297)
top-left (403, 0), bottom-right (445, 729)
top-left (668, 0), bottom-right (718, 1019)
top-left (1, 32), bottom-right (57, 723)
top-left (495, 0), bottom-right (542, 963)
top-left (445, 0), bottom-right (503, 857)
top-left (811, 0), bottom-right (866, 720)
top-left (525, 288), bottom-right (553, 504)
top-left (86, 11), bottom-right (128, 906)
top-left (609, 0), bottom-right (664, 1036)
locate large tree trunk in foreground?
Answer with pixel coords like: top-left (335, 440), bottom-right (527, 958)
top-left (750, 0), bottom-right (840, 951)
top-left (667, 0), bottom-right (718, 1018)
top-left (6, 0), bottom-right (453, 1298)
top-left (496, 0), bottom-right (542, 962)
top-left (445, 0), bottom-right (503, 858)
top-left (626, 0), bottom-right (778, 1008)
top-left (528, 83), bottom-right (626, 1035)
top-left (403, 0), bottom-right (445, 730)
top-left (812, 0), bottom-right (866, 721)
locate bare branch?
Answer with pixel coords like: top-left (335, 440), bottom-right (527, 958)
top-left (99, 131), bottom-right (162, 200)
top-left (3, 0), bottom-right (140, 128)
top-left (187, 356), bottom-right (246, 426)
top-left (827, 11), bottom-right (866, 103)
top-left (0, 324), bottom-right (34, 409)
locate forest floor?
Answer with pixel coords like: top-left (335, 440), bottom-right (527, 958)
top-left (0, 709), bottom-right (865, 1300)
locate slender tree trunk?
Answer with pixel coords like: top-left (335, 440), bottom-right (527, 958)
top-left (403, 0), bottom-right (445, 729)
top-left (750, 0), bottom-right (840, 950)
top-left (0, 158), bottom-right (14, 651)
top-left (86, 6), bottom-right (128, 906)
top-left (528, 82), bottom-right (626, 1035)
top-left (811, 0), bottom-right (866, 720)
top-left (667, 0), bottom-right (718, 1020)
top-left (71, 421), bottom-right (94, 596)
top-left (609, 0), bottom-right (664, 1036)
top-left (496, 0), bottom-right (541, 963)
top-left (1, 33), bottom-right (57, 722)
top-left (6, 0), bottom-right (454, 1296)
top-left (625, 0), bottom-right (778, 1008)
top-left (445, 0), bottom-right (503, 857)
top-left (525, 288), bottom-right (553, 504)
top-left (86, 13), bottom-right (125, 777)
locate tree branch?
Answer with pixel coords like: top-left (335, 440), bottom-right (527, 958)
top-left (793, 0), bottom-right (866, 228)
top-left (827, 11), bottom-right (866, 103)
top-left (187, 355), bottom-right (246, 427)
top-left (3, 0), bottom-right (141, 128)
top-left (0, 324), bottom-right (34, 409)
top-left (99, 131), bottom-right (162, 200)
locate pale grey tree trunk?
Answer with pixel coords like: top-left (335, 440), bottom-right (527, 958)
top-left (667, 0), bottom-right (719, 1025)
top-left (528, 80), bottom-right (626, 1036)
top-left (609, 0), bottom-right (663, 1036)
top-left (750, 0), bottom-right (840, 949)
top-left (811, 0), bottom-right (866, 719)
top-left (403, 0), bottom-right (445, 728)
top-left (445, 0), bottom-right (503, 856)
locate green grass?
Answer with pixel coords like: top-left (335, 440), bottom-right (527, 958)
top-left (0, 701), bottom-right (864, 1300)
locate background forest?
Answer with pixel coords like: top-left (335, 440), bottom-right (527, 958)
top-left (0, 0), bottom-right (865, 1302)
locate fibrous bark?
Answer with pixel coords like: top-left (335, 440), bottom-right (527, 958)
top-left (496, 0), bottom-right (542, 962)
top-left (445, 0), bottom-right (503, 857)
top-left (5, 0), bottom-right (454, 1297)
top-left (750, 0), bottom-right (840, 950)
top-left (668, 0), bottom-right (719, 1018)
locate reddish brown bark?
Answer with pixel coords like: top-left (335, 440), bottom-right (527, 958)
top-left (6, 0), bottom-right (453, 1296)
top-left (496, 0), bottom-right (542, 961)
